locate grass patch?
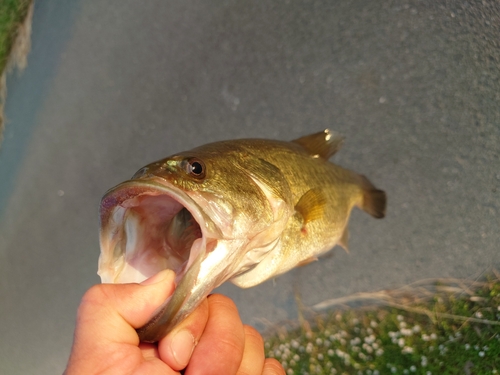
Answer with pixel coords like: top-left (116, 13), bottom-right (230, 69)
top-left (0, 0), bottom-right (31, 73)
top-left (264, 275), bottom-right (500, 374)
top-left (0, 0), bottom-right (33, 141)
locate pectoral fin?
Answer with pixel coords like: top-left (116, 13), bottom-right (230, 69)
top-left (292, 129), bottom-right (344, 160)
top-left (295, 188), bottom-right (326, 227)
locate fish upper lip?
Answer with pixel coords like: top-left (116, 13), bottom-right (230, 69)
top-left (98, 177), bottom-right (218, 285)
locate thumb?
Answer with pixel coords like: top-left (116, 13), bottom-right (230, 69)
top-left (74, 269), bottom-right (176, 346)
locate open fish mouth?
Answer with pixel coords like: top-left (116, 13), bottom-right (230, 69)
top-left (98, 178), bottom-right (217, 285)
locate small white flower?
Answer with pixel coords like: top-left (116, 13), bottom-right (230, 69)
top-left (389, 331), bottom-right (399, 338)
top-left (318, 353), bottom-right (324, 361)
top-left (365, 335), bottom-right (376, 344)
top-left (400, 321), bottom-right (407, 328)
top-left (401, 328), bottom-right (413, 336)
top-left (327, 349), bottom-right (334, 356)
top-left (402, 346), bottom-right (414, 354)
top-left (376, 348), bottom-right (384, 356)
top-left (421, 355), bottom-right (428, 367)
top-left (465, 343), bottom-right (470, 350)
top-left (351, 337), bottom-right (361, 346)
top-left (430, 333), bottom-right (437, 340)
top-left (413, 325), bottom-right (421, 333)
top-left (363, 343), bottom-right (374, 354)
top-left (371, 320), bottom-right (378, 328)
top-left (475, 311), bottom-right (483, 319)
top-left (410, 365), bottom-right (417, 372)
top-left (479, 351), bottom-right (485, 357)
top-left (398, 338), bottom-right (406, 347)
top-left (335, 349), bottom-right (346, 358)
top-left (391, 367), bottom-right (397, 373)
top-left (397, 315), bottom-right (404, 321)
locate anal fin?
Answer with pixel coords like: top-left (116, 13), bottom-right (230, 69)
top-left (338, 226), bottom-right (349, 253)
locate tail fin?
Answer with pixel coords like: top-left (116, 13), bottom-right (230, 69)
top-left (357, 175), bottom-right (386, 218)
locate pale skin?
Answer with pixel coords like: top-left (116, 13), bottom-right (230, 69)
top-left (64, 269), bottom-right (285, 375)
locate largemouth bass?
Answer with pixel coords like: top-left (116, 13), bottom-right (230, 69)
top-left (98, 130), bottom-right (386, 342)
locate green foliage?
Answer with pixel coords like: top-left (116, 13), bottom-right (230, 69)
top-left (265, 279), bottom-right (500, 374)
top-left (0, 0), bottom-right (31, 73)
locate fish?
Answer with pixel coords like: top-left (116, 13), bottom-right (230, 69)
top-left (97, 129), bottom-right (386, 342)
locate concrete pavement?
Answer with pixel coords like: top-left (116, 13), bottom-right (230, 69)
top-left (0, 1), bottom-right (499, 373)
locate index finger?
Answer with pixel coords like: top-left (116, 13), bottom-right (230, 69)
top-left (185, 294), bottom-right (246, 375)
top-left (157, 297), bottom-right (209, 371)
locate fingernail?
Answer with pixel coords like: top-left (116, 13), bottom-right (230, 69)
top-left (140, 269), bottom-right (175, 286)
top-left (171, 330), bottom-right (195, 368)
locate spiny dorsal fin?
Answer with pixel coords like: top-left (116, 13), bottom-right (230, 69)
top-left (295, 188), bottom-right (326, 226)
top-left (292, 129), bottom-right (344, 160)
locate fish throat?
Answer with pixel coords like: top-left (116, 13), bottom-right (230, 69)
top-left (99, 186), bottom-right (210, 284)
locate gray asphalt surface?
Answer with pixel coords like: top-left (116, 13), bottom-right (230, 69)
top-left (1, 1), bottom-right (499, 374)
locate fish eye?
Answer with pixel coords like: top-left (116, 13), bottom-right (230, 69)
top-left (184, 158), bottom-right (205, 179)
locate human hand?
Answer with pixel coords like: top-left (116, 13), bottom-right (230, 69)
top-left (64, 269), bottom-right (285, 375)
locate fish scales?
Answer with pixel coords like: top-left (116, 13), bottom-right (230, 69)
top-left (98, 129), bottom-right (386, 342)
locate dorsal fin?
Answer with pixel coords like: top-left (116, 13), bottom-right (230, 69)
top-left (291, 129), bottom-right (344, 160)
